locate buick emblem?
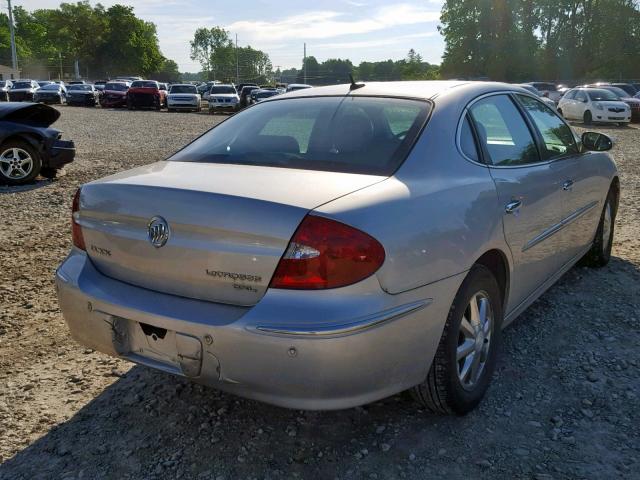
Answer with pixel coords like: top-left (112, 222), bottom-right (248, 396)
top-left (147, 216), bottom-right (170, 248)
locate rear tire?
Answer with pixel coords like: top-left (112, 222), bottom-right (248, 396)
top-left (579, 188), bottom-right (616, 268)
top-left (0, 140), bottom-right (42, 186)
top-left (619, 122), bottom-right (628, 127)
top-left (412, 265), bottom-right (503, 415)
top-left (39, 167), bottom-right (58, 179)
top-left (584, 110), bottom-right (592, 125)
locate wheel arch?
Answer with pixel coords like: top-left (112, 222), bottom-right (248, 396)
top-left (473, 249), bottom-right (510, 311)
top-left (0, 133), bottom-right (44, 154)
top-left (610, 176), bottom-right (620, 216)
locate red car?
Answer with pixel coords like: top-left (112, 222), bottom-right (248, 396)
top-left (126, 80), bottom-right (166, 110)
top-left (100, 81), bottom-right (130, 108)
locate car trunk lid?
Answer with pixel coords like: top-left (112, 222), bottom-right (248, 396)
top-left (78, 161), bottom-right (384, 306)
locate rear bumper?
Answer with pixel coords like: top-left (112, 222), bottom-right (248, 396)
top-left (101, 97), bottom-right (127, 108)
top-left (67, 96), bottom-right (96, 106)
top-left (47, 139), bottom-right (75, 168)
top-left (56, 250), bottom-right (460, 410)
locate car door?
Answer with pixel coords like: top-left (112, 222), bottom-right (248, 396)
top-left (573, 90), bottom-right (588, 119)
top-left (515, 93), bottom-right (603, 261)
top-left (560, 89), bottom-right (576, 119)
top-left (467, 93), bottom-right (578, 313)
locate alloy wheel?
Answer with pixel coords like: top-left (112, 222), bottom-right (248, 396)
top-left (0, 148), bottom-right (33, 180)
top-left (456, 291), bottom-right (493, 391)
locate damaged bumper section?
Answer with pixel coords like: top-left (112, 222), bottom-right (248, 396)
top-left (56, 249), bottom-right (456, 410)
top-left (48, 139), bottom-right (75, 168)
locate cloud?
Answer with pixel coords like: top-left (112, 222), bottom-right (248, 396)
top-left (225, 4), bottom-right (439, 44)
top-left (314, 32), bottom-right (437, 50)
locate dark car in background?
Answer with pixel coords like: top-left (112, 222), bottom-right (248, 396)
top-left (0, 103), bottom-right (75, 185)
top-left (8, 80), bottom-right (39, 102)
top-left (93, 80), bottom-right (108, 92)
top-left (250, 88), bottom-right (280, 104)
top-left (100, 81), bottom-right (130, 108)
top-left (611, 83), bottom-right (637, 97)
top-left (66, 84), bottom-right (99, 107)
top-left (0, 80), bottom-right (12, 101)
top-left (127, 80), bottom-right (166, 110)
top-left (33, 83), bottom-right (67, 105)
top-left (239, 85), bottom-right (259, 108)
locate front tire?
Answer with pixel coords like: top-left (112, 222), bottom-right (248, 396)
top-left (0, 140), bottom-right (42, 185)
top-left (580, 188), bottom-right (616, 268)
top-left (412, 265), bottom-right (503, 415)
top-left (584, 110), bottom-right (592, 125)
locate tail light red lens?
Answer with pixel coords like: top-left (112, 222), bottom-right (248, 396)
top-left (270, 215), bottom-right (385, 290)
top-left (72, 188), bottom-right (86, 251)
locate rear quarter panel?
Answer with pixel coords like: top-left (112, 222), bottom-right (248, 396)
top-left (315, 95), bottom-right (511, 294)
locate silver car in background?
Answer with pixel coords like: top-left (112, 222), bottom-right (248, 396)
top-left (56, 81), bottom-right (619, 414)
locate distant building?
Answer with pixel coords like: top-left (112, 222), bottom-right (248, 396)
top-left (0, 64), bottom-right (20, 81)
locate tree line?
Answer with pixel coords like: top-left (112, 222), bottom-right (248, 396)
top-left (277, 49), bottom-right (439, 85)
top-left (190, 27), bottom-right (273, 84)
top-left (439, 0), bottom-right (640, 82)
top-left (2, 1), bottom-right (178, 81)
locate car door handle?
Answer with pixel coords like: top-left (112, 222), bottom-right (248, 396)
top-left (505, 200), bottom-right (522, 214)
top-left (562, 180), bottom-right (574, 191)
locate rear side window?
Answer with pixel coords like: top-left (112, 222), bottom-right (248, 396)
top-left (516, 94), bottom-right (578, 159)
top-left (575, 91), bottom-right (587, 102)
top-left (170, 96), bottom-right (431, 175)
top-left (468, 95), bottom-right (539, 166)
top-left (564, 90), bottom-right (576, 100)
top-left (459, 115), bottom-right (479, 162)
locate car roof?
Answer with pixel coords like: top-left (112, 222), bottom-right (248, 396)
top-left (170, 84), bottom-right (195, 87)
top-left (278, 81), bottom-right (539, 102)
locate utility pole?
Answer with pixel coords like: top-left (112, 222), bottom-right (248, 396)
top-left (7, 0), bottom-right (18, 71)
top-left (303, 43), bottom-right (307, 84)
top-left (235, 33), bottom-right (239, 85)
top-left (58, 52), bottom-right (63, 80)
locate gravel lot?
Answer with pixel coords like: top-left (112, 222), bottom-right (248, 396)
top-left (0, 106), bottom-right (639, 480)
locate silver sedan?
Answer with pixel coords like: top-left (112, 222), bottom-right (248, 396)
top-left (56, 81), bottom-right (619, 414)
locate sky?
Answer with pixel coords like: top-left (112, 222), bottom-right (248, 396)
top-left (19, 0), bottom-right (446, 72)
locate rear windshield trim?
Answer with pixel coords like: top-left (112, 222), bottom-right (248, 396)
top-left (168, 95), bottom-right (433, 177)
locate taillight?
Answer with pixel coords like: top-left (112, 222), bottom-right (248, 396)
top-left (72, 188), bottom-right (86, 251)
top-left (270, 215), bottom-right (385, 290)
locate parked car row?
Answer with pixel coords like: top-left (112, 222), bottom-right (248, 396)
top-left (2, 77), bottom-right (313, 116)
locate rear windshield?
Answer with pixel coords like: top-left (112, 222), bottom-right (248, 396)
top-left (105, 83), bottom-right (128, 91)
top-left (210, 86), bottom-right (236, 94)
top-left (131, 81), bottom-right (158, 88)
top-left (169, 96), bottom-right (430, 175)
top-left (68, 85), bottom-right (92, 91)
top-left (256, 90), bottom-right (278, 98)
top-left (170, 85), bottom-right (197, 94)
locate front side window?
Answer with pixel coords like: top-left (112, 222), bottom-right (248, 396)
top-left (468, 95), bottom-right (539, 166)
top-left (170, 96), bottom-right (431, 176)
top-left (516, 94), bottom-right (578, 159)
top-left (575, 90), bottom-right (587, 102)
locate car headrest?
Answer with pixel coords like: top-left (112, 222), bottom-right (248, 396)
top-left (331, 113), bottom-right (374, 154)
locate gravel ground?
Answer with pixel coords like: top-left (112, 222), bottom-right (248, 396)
top-left (0, 106), bottom-right (639, 480)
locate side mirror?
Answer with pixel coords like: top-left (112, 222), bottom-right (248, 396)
top-left (582, 132), bottom-right (613, 152)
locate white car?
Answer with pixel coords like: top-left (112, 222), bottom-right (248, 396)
top-left (167, 84), bottom-right (201, 112)
top-left (558, 88), bottom-right (631, 126)
top-left (208, 85), bottom-right (240, 114)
